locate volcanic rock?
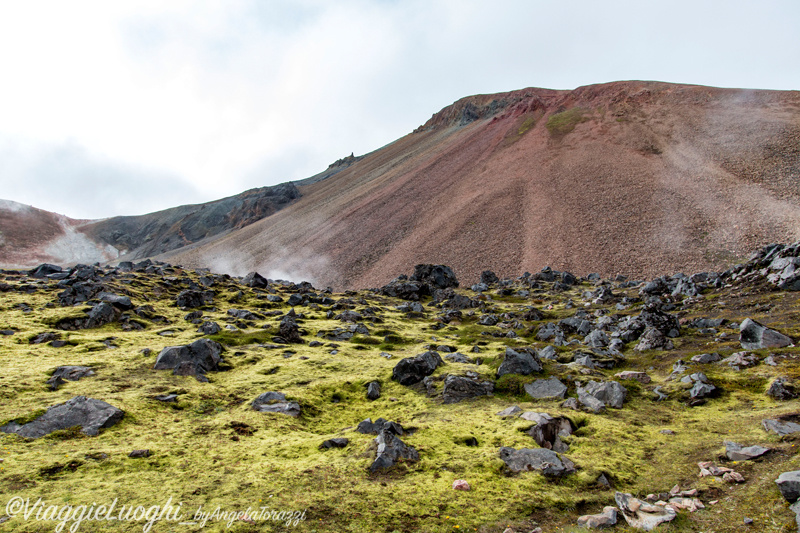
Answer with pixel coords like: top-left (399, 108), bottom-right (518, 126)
top-left (498, 447), bottom-right (575, 476)
top-left (154, 338), bottom-right (224, 379)
top-left (392, 351), bottom-right (443, 385)
top-left (497, 347), bottom-right (542, 377)
top-left (370, 429), bottom-right (419, 472)
top-left (725, 441), bottom-right (770, 461)
top-left (441, 374), bottom-right (494, 403)
top-left (524, 377), bottom-right (568, 400)
top-left (739, 318), bottom-right (793, 350)
top-left (0, 396), bottom-right (124, 438)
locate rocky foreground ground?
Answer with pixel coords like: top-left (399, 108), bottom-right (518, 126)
top-left (1, 245), bottom-right (800, 532)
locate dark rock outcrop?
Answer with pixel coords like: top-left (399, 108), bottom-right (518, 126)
top-left (370, 429), bottom-right (419, 472)
top-left (0, 396), bottom-right (124, 438)
top-left (739, 318), bottom-right (793, 350)
top-left (497, 347), bottom-right (542, 377)
top-left (441, 374), bottom-right (494, 403)
top-left (83, 182), bottom-right (301, 259)
top-left (154, 338), bottom-right (224, 380)
top-left (392, 351), bottom-right (443, 385)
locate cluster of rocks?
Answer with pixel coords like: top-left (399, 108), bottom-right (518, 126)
top-left (376, 264), bottom-right (459, 300)
top-left (724, 241), bottom-right (800, 290)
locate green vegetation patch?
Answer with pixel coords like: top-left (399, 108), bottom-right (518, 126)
top-left (546, 108), bottom-right (588, 137)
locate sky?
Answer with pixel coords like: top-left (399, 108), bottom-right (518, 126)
top-left (0, 0), bottom-right (798, 220)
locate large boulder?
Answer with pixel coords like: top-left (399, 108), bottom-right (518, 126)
top-left (370, 429), bottom-right (419, 472)
top-left (578, 381), bottom-right (627, 409)
top-left (392, 351), bottom-right (443, 386)
top-left (615, 492), bottom-right (676, 530)
top-left (154, 338), bottom-right (224, 380)
top-left (176, 290), bottom-right (212, 309)
top-left (497, 348), bottom-right (542, 377)
top-left (251, 392), bottom-right (301, 417)
top-left (577, 390), bottom-right (606, 413)
top-left (441, 374), bottom-right (494, 403)
top-left (0, 396), bottom-right (124, 438)
top-left (242, 271), bottom-right (269, 288)
top-left (498, 447), bottom-right (575, 476)
top-left (763, 417), bottom-right (800, 437)
top-left (524, 377), bottom-right (568, 400)
top-left (29, 263), bottom-right (63, 278)
top-left (410, 264), bottom-right (459, 291)
top-left (740, 318), bottom-right (793, 350)
top-left (85, 302), bottom-right (119, 329)
top-left (634, 328), bottom-right (674, 351)
top-left (97, 292), bottom-right (133, 310)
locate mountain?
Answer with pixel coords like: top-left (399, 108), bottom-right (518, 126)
top-left (3, 81), bottom-right (800, 288)
top-left (0, 182), bottom-right (302, 267)
top-left (164, 81), bottom-right (800, 288)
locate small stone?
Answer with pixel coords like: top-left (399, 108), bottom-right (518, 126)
top-left (614, 371), bottom-right (651, 384)
top-left (452, 479), bottom-right (470, 491)
top-left (723, 471), bottom-right (745, 483)
top-left (577, 506), bottom-right (618, 529)
top-left (496, 406), bottom-right (522, 417)
top-left (319, 438), bottom-right (349, 449)
top-left (128, 449), bottom-right (151, 458)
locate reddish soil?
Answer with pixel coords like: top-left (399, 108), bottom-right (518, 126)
top-left (165, 81), bottom-right (800, 289)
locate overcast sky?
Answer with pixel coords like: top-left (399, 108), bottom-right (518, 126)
top-left (0, 0), bottom-right (798, 219)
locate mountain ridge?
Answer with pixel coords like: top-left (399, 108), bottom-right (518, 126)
top-left (2, 80), bottom-right (800, 289)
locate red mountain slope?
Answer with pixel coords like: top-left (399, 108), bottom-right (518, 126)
top-left (164, 81), bottom-right (800, 289)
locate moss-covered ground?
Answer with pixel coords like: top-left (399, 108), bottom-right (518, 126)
top-left (0, 264), bottom-right (798, 532)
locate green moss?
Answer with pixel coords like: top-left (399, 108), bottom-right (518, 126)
top-left (0, 265), bottom-right (799, 532)
top-left (1, 407), bottom-right (47, 426)
top-left (546, 108), bottom-right (588, 137)
top-left (207, 329), bottom-right (274, 346)
top-left (517, 115), bottom-right (537, 135)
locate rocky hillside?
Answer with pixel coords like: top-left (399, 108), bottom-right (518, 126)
top-left (81, 182), bottom-right (300, 259)
top-left (1, 244), bottom-right (800, 531)
top-left (0, 182), bottom-right (301, 267)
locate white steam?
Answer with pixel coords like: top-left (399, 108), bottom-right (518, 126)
top-left (200, 245), bottom-right (330, 287)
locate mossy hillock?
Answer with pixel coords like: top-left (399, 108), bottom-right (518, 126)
top-left (0, 252), bottom-right (799, 531)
